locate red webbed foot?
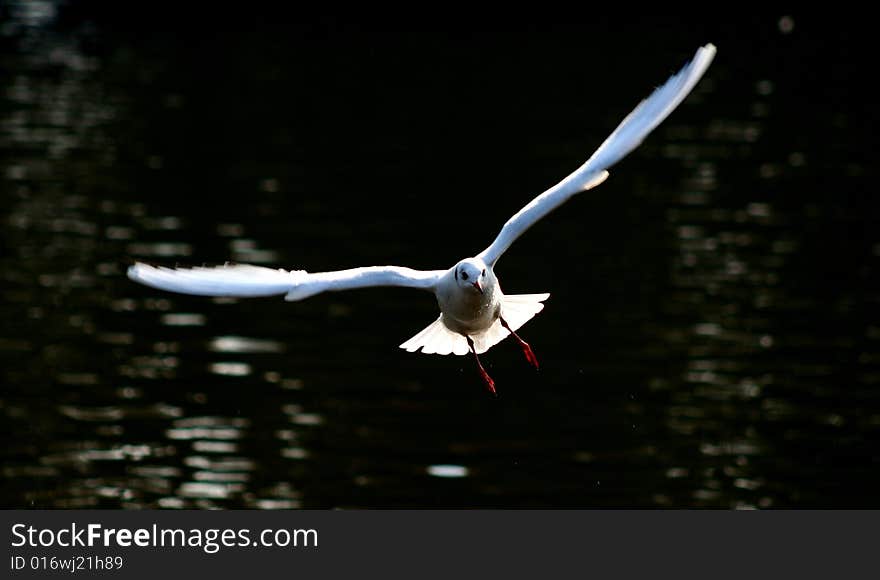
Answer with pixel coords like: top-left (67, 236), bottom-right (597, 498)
top-left (500, 317), bottom-right (539, 370)
top-left (466, 335), bottom-right (497, 395)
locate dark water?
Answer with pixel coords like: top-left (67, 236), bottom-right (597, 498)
top-left (2, 6), bottom-right (878, 508)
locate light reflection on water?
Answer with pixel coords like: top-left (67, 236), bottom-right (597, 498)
top-left (209, 336), bottom-right (285, 354)
top-left (427, 465), bottom-right (469, 478)
top-left (1, 9), bottom-right (878, 508)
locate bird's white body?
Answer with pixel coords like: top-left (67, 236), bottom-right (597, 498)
top-left (436, 260), bottom-right (499, 334)
top-left (400, 256), bottom-right (549, 355)
top-left (127, 44), bottom-right (717, 388)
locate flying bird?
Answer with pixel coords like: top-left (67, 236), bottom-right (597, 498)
top-left (128, 44), bottom-right (717, 394)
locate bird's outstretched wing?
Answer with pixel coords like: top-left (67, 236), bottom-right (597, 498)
top-left (127, 263), bottom-right (445, 301)
top-left (478, 43), bottom-right (716, 266)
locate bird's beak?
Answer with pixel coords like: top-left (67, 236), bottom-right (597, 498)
top-left (472, 281), bottom-right (483, 294)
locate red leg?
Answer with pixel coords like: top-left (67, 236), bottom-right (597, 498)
top-left (466, 336), bottom-right (496, 395)
top-left (500, 317), bottom-right (539, 369)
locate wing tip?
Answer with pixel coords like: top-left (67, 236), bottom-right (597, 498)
top-left (127, 262), bottom-right (152, 282)
top-left (685, 44), bottom-right (717, 86)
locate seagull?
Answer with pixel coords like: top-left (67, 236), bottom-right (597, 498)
top-left (128, 44), bottom-right (716, 394)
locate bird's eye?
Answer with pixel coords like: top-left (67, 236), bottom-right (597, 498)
top-left (461, 271), bottom-right (469, 281)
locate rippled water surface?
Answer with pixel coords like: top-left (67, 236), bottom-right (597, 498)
top-left (2, 7), bottom-right (877, 508)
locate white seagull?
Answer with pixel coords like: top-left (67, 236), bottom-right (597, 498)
top-left (128, 44), bottom-right (716, 394)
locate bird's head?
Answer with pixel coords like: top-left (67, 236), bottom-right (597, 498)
top-left (454, 258), bottom-right (490, 295)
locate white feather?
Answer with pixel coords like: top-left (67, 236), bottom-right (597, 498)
top-left (478, 44), bottom-right (716, 266)
top-left (499, 293), bottom-right (550, 331)
top-left (127, 263), bottom-right (300, 297)
top-left (470, 319), bottom-right (510, 354)
top-left (400, 316), bottom-right (469, 356)
top-left (400, 293), bottom-right (549, 356)
top-left (127, 263), bottom-right (443, 301)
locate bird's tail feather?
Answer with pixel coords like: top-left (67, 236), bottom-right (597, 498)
top-left (399, 316), bottom-right (470, 356)
top-left (400, 293), bottom-right (549, 356)
top-left (498, 293), bottom-right (550, 332)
